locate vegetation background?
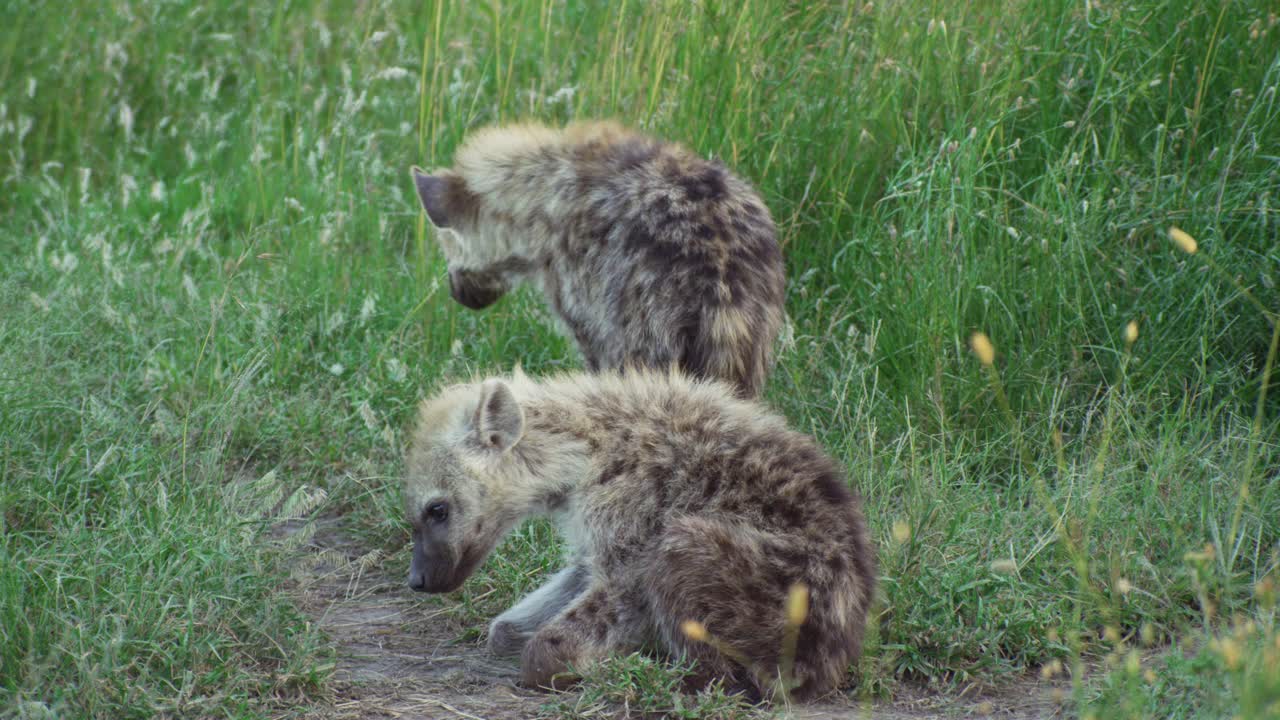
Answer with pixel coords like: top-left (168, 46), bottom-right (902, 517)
top-left (1, 0), bottom-right (1277, 717)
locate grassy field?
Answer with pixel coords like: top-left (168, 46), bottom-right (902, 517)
top-left (2, 0), bottom-right (1278, 717)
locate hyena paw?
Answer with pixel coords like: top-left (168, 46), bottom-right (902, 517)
top-left (519, 630), bottom-right (582, 691)
top-left (487, 619), bottom-right (531, 657)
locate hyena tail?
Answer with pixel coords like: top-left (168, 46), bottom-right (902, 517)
top-left (684, 308), bottom-right (773, 398)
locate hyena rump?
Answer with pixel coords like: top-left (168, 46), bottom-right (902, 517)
top-left (410, 122), bottom-right (786, 397)
top-left (403, 369), bottom-right (876, 700)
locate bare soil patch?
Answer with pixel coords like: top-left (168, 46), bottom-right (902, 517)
top-left (287, 516), bottom-right (1067, 719)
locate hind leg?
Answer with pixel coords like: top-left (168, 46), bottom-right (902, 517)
top-left (520, 582), bottom-right (646, 690)
top-left (645, 516), bottom-right (851, 700)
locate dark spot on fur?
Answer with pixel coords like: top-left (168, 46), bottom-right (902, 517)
top-left (700, 472), bottom-right (721, 500)
top-left (794, 610), bottom-right (852, 677)
top-left (597, 459), bottom-right (631, 485)
top-left (681, 165), bottom-right (727, 202)
top-left (648, 237), bottom-right (684, 264)
top-left (721, 260), bottom-right (749, 296)
top-left (614, 140), bottom-right (660, 172)
top-left (690, 262), bottom-right (720, 283)
top-left (544, 490), bottom-right (569, 511)
top-left (678, 314), bottom-right (714, 382)
top-left (814, 469), bottom-right (852, 506)
top-left (650, 473), bottom-right (669, 506)
top-left (652, 195), bottom-right (673, 222)
top-left (761, 543), bottom-right (809, 577)
top-left (732, 228), bottom-right (781, 268)
top-left (763, 500), bottom-right (805, 528)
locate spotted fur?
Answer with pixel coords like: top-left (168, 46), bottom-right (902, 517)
top-left (410, 122), bottom-right (786, 397)
top-left (403, 369), bottom-right (876, 700)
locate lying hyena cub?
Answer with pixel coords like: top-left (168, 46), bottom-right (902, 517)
top-left (403, 369), bottom-right (876, 700)
top-left (410, 122), bottom-right (785, 397)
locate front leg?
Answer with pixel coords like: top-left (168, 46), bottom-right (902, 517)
top-left (520, 583), bottom-right (642, 691)
top-left (488, 563), bottom-right (589, 657)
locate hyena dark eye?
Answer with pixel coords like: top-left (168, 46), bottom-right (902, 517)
top-left (424, 501), bottom-right (450, 524)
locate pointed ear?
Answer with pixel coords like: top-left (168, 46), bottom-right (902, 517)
top-left (411, 166), bottom-right (457, 228)
top-left (472, 379), bottom-right (524, 453)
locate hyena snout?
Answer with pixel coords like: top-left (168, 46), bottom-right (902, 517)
top-left (407, 568), bottom-right (427, 591)
top-left (408, 536), bottom-right (463, 593)
top-left (407, 553), bottom-right (435, 592)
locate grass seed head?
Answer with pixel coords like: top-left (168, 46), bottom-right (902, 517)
top-left (681, 620), bottom-right (708, 643)
top-left (1213, 637), bottom-right (1242, 670)
top-left (1169, 226), bottom-right (1198, 254)
top-left (1256, 576), bottom-right (1276, 608)
top-left (1184, 543), bottom-right (1216, 564)
top-left (990, 559), bottom-right (1018, 574)
top-left (891, 519), bottom-right (911, 544)
top-left (786, 583), bottom-right (810, 627)
top-left (970, 332), bottom-right (995, 366)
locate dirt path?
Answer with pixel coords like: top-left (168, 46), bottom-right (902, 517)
top-left (289, 516), bottom-right (1067, 719)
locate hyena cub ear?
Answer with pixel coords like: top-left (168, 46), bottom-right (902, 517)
top-left (472, 379), bottom-right (524, 452)
top-left (410, 166), bottom-right (475, 229)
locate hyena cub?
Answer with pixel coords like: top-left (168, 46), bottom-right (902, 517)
top-left (403, 369), bottom-right (876, 700)
top-left (410, 122), bottom-right (785, 397)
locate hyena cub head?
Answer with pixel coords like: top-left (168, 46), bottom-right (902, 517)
top-left (403, 378), bottom-right (528, 593)
top-left (410, 168), bottom-right (511, 310)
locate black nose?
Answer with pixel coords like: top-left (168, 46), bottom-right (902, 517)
top-left (408, 572), bottom-right (427, 591)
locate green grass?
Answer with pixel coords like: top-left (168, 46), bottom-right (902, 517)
top-left (540, 653), bottom-right (765, 720)
top-left (2, 0), bottom-right (1278, 717)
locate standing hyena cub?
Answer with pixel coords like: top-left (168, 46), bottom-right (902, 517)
top-left (410, 122), bottom-right (786, 397)
top-left (403, 369), bottom-right (876, 700)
